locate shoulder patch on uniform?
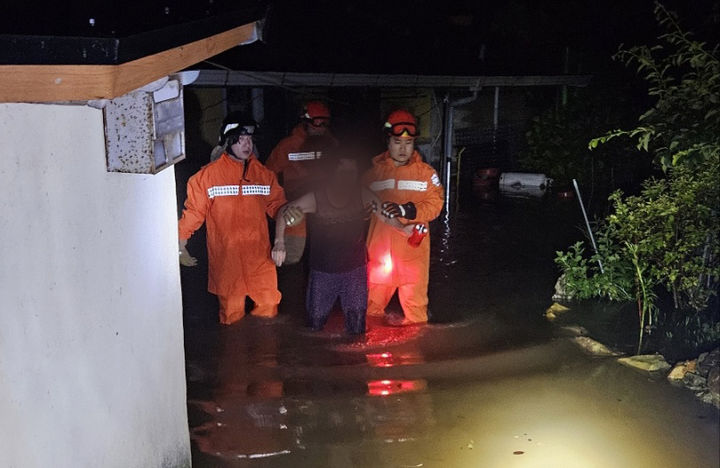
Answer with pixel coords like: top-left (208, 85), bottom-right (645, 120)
top-left (431, 173), bottom-right (441, 186)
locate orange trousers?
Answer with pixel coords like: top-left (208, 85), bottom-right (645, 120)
top-left (367, 280), bottom-right (429, 323)
top-left (218, 291), bottom-right (279, 325)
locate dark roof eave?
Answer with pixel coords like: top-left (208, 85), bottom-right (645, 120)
top-left (0, 9), bottom-right (265, 66)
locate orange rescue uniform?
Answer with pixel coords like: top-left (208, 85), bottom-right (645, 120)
top-left (179, 153), bottom-right (286, 324)
top-left (364, 151), bottom-right (444, 323)
top-left (265, 124), bottom-right (336, 240)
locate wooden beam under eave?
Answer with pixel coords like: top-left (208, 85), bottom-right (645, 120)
top-left (0, 22), bottom-right (257, 103)
top-left (0, 65), bottom-right (117, 102)
top-left (112, 22), bottom-right (256, 98)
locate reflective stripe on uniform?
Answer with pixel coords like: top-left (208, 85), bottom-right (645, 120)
top-left (288, 151), bottom-right (322, 161)
top-left (241, 185), bottom-right (271, 196)
top-left (369, 179), bottom-right (395, 192)
top-left (397, 180), bottom-right (428, 192)
top-left (208, 185), bottom-right (239, 198)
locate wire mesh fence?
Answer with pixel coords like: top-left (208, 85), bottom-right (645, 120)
top-left (452, 121), bottom-right (528, 203)
top-left (454, 120), bottom-right (527, 172)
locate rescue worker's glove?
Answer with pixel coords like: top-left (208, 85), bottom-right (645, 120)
top-left (179, 239), bottom-right (198, 267)
top-left (381, 201), bottom-right (417, 220)
top-left (283, 206), bottom-right (305, 227)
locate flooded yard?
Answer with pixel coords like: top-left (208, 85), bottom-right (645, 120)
top-left (181, 196), bottom-right (719, 467)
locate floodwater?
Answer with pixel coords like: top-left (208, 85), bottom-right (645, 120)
top-left (181, 195), bottom-right (720, 468)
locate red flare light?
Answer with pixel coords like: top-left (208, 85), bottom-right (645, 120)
top-left (382, 254), bottom-right (393, 274)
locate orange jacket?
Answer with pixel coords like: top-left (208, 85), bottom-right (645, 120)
top-left (265, 124), bottom-right (337, 198)
top-left (179, 153), bottom-right (286, 295)
top-left (364, 151), bottom-right (444, 284)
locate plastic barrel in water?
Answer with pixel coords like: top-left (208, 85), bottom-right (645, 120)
top-left (499, 172), bottom-right (551, 198)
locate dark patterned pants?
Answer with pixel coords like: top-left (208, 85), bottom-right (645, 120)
top-left (306, 265), bottom-right (367, 334)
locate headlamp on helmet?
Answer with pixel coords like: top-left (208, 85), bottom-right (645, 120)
top-left (301, 101), bottom-right (331, 128)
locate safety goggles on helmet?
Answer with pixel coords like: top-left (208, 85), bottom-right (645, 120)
top-left (303, 114), bottom-right (331, 128)
top-left (384, 121), bottom-right (418, 138)
top-left (223, 122), bottom-right (256, 136)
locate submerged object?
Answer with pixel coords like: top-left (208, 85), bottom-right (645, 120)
top-left (499, 172), bottom-right (552, 198)
top-left (472, 167), bottom-right (500, 202)
top-left (473, 167), bottom-right (500, 189)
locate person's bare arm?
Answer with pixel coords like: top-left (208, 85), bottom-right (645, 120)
top-left (272, 193), bottom-right (317, 266)
top-left (179, 238), bottom-right (198, 266)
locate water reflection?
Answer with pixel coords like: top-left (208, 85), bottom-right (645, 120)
top-left (189, 327), bottom-right (295, 462)
top-left (367, 379), bottom-right (428, 396)
top-left (365, 350), bottom-right (426, 367)
top-left (286, 378), bottom-right (435, 448)
top-left (188, 318), bottom-right (440, 464)
top-left (331, 316), bottom-right (427, 352)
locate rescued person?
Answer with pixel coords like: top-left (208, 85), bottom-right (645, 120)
top-left (271, 148), bottom-right (409, 334)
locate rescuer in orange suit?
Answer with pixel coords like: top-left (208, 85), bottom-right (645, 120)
top-left (178, 113), bottom-right (286, 325)
top-left (265, 101), bottom-right (337, 264)
top-left (365, 110), bottom-right (444, 325)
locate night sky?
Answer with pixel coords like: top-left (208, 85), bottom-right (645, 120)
top-left (2, 0), bottom-right (718, 74)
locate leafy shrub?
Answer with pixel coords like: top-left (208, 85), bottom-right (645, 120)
top-left (555, 231), bottom-right (634, 303)
top-left (557, 3), bottom-right (719, 352)
top-left (605, 155), bottom-right (719, 312)
top-left (590, 3), bottom-right (720, 171)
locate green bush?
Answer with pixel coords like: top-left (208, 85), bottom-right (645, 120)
top-left (555, 230), bottom-right (634, 303)
top-left (556, 155), bottom-right (719, 351)
top-left (590, 3), bottom-right (720, 171)
top-left (557, 3), bottom-right (719, 352)
top-left (605, 156), bottom-right (719, 312)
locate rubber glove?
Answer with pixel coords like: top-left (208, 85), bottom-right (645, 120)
top-left (381, 201), bottom-right (417, 220)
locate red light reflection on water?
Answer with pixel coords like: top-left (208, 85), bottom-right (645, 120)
top-left (366, 352), bottom-right (395, 367)
top-left (365, 350), bottom-right (425, 368)
top-left (367, 379), bottom-right (428, 396)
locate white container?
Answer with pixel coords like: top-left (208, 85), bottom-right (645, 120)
top-left (499, 172), bottom-right (552, 198)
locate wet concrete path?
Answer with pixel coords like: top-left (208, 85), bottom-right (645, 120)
top-left (181, 197), bottom-right (719, 467)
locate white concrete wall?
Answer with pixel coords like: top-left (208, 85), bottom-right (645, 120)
top-left (0, 103), bottom-right (190, 468)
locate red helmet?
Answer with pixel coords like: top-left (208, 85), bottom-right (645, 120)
top-left (302, 101), bottom-right (331, 127)
top-left (384, 109), bottom-right (418, 138)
